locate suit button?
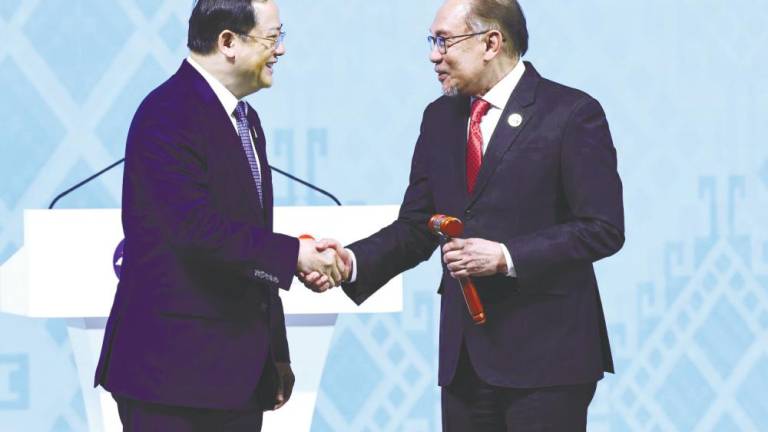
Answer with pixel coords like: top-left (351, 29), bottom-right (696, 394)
top-left (260, 302), bottom-right (268, 313)
top-left (464, 210), bottom-right (473, 220)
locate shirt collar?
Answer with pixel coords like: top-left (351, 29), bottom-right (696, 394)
top-left (186, 56), bottom-right (242, 117)
top-left (479, 59), bottom-right (526, 110)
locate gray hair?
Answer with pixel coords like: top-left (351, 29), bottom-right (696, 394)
top-left (466, 0), bottom-right (529, 58)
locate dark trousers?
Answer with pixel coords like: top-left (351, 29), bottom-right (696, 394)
top-left (112, 360), bottom-right (278, 432)
top-left (113, 395), bottom-right (264, 432)
top-left (442, 346), bottom-right (597, 431)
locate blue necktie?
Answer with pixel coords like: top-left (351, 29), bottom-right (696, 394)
top-left (233, 101), bottom-right (263, 205)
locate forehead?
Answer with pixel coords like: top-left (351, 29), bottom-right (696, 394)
top-left (252, 0), bottom-right (281, 32)
top-left (430, 0), bottom-right (472, 35)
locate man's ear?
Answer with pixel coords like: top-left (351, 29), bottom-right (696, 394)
top-left (483, 30), bottom-right (504, 61)
top-left (218, 30), bottom-right (238, 59)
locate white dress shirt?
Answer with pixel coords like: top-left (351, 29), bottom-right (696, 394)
top-left (186, 56), bottom-right (262, 170)
top-left (348, 61), bottom-right (527, 283)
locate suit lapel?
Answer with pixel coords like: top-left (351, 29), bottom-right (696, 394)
top-left (179, 60), bottom-right (266, 218)
top-left (446, 96), bottom-right (472, 206)
top-left (466, 62), bottom-right (540, 209)
top-left (247, 106), bottom-right (273, 227)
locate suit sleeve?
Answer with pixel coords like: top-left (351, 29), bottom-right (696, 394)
top-left (342, 108), bottom-right (440, 304)
top-left (505, 97), bottom-right (624, 287)
top-left (124, 106), bottom-right (299, 289)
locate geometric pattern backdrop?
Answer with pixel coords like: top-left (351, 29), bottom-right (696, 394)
top-left (1, 1), bottom-right (767, 431)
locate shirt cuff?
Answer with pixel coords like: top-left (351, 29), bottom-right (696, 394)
top-left (500, 243), bottom-right (517, 277)
top-left (346, 248), bottom-right (358, 283)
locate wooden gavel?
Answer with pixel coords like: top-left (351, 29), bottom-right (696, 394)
top-left (428, 214), bottom-right (486, 325)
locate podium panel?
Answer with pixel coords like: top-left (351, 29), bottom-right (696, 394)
top-left (0, 206), bottom-right (402, 431)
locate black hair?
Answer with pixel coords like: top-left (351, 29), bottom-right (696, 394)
top-left (187, 0), bottom-right (262, 54)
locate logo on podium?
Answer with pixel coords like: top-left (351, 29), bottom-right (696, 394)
top-left (113, 239), bottom-right (125, 279)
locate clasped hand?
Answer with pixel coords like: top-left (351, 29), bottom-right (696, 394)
top-left (442, 238), bottom-right (508, 278)
top-left (296, 239), bottom-right (351, 292)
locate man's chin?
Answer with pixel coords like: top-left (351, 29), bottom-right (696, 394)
top-left (258, 77), bottom-right (273, 90)
top-left (442, 85), bottom-right (460, 97)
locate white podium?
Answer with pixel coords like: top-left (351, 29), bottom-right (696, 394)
top-left (0, 206), bottom-right (401, 431)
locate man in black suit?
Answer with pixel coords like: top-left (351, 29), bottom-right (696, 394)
top-left (303, 0), bottom-right (624, 430)
top-left (95, 1), bottom-right (344, 430)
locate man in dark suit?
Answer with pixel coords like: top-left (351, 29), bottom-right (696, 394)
top-left (94, 1), bottom-right (344, 430)
top-left (303, 0), bottom-right (624, 429)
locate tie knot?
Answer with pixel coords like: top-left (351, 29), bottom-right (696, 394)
top-left (470, 98), bottom-right (492, 121)
top-left (234, 101), bottom-right (248, 121)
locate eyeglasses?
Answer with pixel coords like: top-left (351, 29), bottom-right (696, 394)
top-left (239, 30), bottom-right (286, 49)
top-left (427, 30), bottom-right (489, 54)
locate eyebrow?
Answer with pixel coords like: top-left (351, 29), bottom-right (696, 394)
top-left (266, 24), bottom-right (283, 32)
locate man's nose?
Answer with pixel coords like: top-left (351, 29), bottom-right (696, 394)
top-left (429, 46), bottom-right (442, 63)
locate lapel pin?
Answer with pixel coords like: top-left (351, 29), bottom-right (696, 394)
top-left (507, 113), bottom-right (523, 128)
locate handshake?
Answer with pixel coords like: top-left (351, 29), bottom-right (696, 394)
top-left (295, 238), bottom-right (352, 292)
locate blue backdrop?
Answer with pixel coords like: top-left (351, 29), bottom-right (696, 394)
top-left (1, 1), bottom-right (767, 430)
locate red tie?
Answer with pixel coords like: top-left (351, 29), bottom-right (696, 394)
top-left (466, 98), bottom-right (492, 193)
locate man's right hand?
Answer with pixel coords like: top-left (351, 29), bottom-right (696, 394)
top-left (298, 239), bottom-right (352, 292)
top-left (296, 239), bottom-right (344, 289)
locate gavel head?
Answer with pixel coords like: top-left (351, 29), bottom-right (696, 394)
top-left (428, 214), bottom-right (464, 238)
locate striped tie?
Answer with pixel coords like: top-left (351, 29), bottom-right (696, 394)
top-left (234, 101), bottom-right (263, 205)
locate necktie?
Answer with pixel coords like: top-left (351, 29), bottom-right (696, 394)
top-left (466, 98), bottom-right (492, 194)
top-left (233, 101), bottom-right (263, 205)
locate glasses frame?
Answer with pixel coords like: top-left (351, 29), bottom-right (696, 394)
top-left (239, 30), bottom-right (286, 49)
top-left (427, 30), bottom-right (490, 54)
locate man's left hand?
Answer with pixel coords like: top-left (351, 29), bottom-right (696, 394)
top-left (442, 238), bottom-right (507, 278)
top-left (273, 362), bottom-right (295, 410)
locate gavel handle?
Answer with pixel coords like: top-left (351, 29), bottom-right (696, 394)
top-left (458, 277), bottom-right (486, 325)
